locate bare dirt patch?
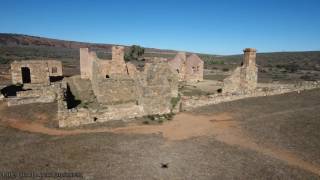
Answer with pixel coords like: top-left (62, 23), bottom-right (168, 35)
top-left (2, 107), bottom-right (320, 176)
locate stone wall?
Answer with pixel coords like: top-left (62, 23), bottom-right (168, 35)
top-left (112, 46), bottom-right (125, 62)
top-left (93, 77), bottom-right (139, 105)
top-left (6, 82), bottom-right (62, 106)
top-left (47, 60), bottom-right (63, 77)
top-left (139, 62), bottom-right (178, 115)
top-left (11, 60), bottom-right (50, 85)
top-left (126, 62), bottom-right (139, 78)
top-left (168, 52), bottom-right (187, 81)
top-left (56, 46), bottom-right (180, 127)
top-left (185, 54), bottom-right (204, 82)
top-left (80, 48), bottom-right (91, 79)
top-left (57, 80), bottom-right (144, 128)
top-left (58, 59), bottom-right (179, 127)
top-left (182, 81), bottom-right (320, 111)
top-left (66, 75), bottom-right (96, 104)
top-left (168, 52), bottom-right (204, 82)
top-left (80, 46), bottom-right (128, 81)
top-left (58, 102), bottom-right (145, 128)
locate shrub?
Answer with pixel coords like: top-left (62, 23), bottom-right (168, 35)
top-left (170, 94), bottom-right (181, 109)
top-left (124, 45), bottom-right (145, 62)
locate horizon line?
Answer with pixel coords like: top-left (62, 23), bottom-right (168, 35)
top-left (1, 32), bottom-right (319, 56)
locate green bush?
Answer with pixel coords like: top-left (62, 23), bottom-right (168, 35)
top-left (170, 94), bottom-right (181, 109)
top-left (124, 45), bottom-right (145, 62)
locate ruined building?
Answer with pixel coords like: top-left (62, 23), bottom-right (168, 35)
top-left (4, 45), bottom-right (319, 128)
top-left (223, 48), bottom-right (258, 93)
top-left (5, 60), bottom-right (63, 106)
top-left (168, 52), bottom-right (204, 82)
top-left (11, 60), bottom-right (62, 85)
top-left (58, 46), bottom-right (179, 127)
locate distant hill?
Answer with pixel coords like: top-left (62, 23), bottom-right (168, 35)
top-left (0, 33), bottom-right (320, 83)
top-left (0, 33), bottom-right (179, 53)
top-left (0, 33), bottom-right (319, 72)
top-left (0, 33), bottom-right (179, 64)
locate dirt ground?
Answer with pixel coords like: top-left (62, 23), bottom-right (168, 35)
top-left (0, 89), bottom-right (320, 179)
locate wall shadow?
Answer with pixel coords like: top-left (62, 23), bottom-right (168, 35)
top-left (1, 84), bottom-right (25, 97)
top-left (65, 84), bottom-right (81, 109)
top-left (50, 76), bottom-right (64, 82)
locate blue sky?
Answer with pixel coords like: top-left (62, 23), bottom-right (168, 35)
top-left (0, 0), bottom-right (320, 55)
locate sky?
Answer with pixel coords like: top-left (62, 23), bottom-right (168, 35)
top-left (0, 0), bottom-right (320, 55)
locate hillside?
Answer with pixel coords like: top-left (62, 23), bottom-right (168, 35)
top-left (1, 33), bottom-right (319, 67)
top-left (0, 33), bottom-right (179, 64)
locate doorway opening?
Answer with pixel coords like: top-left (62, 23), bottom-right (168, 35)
top-left (21, 67), bottom-right (31, 83)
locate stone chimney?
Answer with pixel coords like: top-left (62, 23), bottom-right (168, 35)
top-left (243, 48), bottom-right (256, 67)
top-left (240, 48), bottom-right (258, 91)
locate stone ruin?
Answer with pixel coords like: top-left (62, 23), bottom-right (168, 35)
top-left (2, 60), bottom-right (63, 106)
top-left (11, 60), bottom-right (62, 85)
top-left (2, 46), bottom-right (320, 128)
top-left (223, 48), bottom-right (258, 93)
top-left (167, 52), bottom-right (204, 82)
top-left (57, 46), bottom-right (179, 127)
top-left (181, 48), bottom-right (320, 110)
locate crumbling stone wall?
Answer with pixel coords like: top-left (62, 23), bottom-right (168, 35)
top-left (80, 46), bottom-right (129, 81)
top-left (90, 55), bottom-right (138, 104)
top-left (66, 75), bottom-right (96, 104)
top-left (126, 62), bottom-right (139, 78)
top-left (90, 60), bottom-right (178, 107)
top-left (80, 48), bottom-right (92, 79)
top-left (46, 60), bottom-right (63, 77)
top-left (182, 81), bottom-right (320, 111)
top-left (185, 54), bottom-right (204, 82)
top-left (139, 62), bottom-right (178, 114)
top-left (80, 49), bottom-right (101, 80)
top-left (58, 51), bottom-right (179, 127)
top-left (11, 60), bottom-right (63, 85)
top-left (6, 83), bottom-right (62, 106)
top-left (223, 48), bottom-right (258, 93)
top-left (168, 52), bottom-right (187, 81)
top-left (93, 76), bottom-right (139, 105)
top-left (58, 102), bottom-right (145, 128)
top-left (56, 46), bottom-right (180, 127)
top-left (168, 52), bottom-right (204, 82)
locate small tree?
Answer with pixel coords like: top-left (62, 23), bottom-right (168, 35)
top-left (125, 45), bottom-right (145, 62)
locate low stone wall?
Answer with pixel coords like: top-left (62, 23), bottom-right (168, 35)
top-left (58, 103), bottom-right (145, 128)
top-left (6, 83), bottom-right (62, 106)
top-left (6, 96), bottom-right (55, 106)
top-left (182, 81), bottom-right (320, 111)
